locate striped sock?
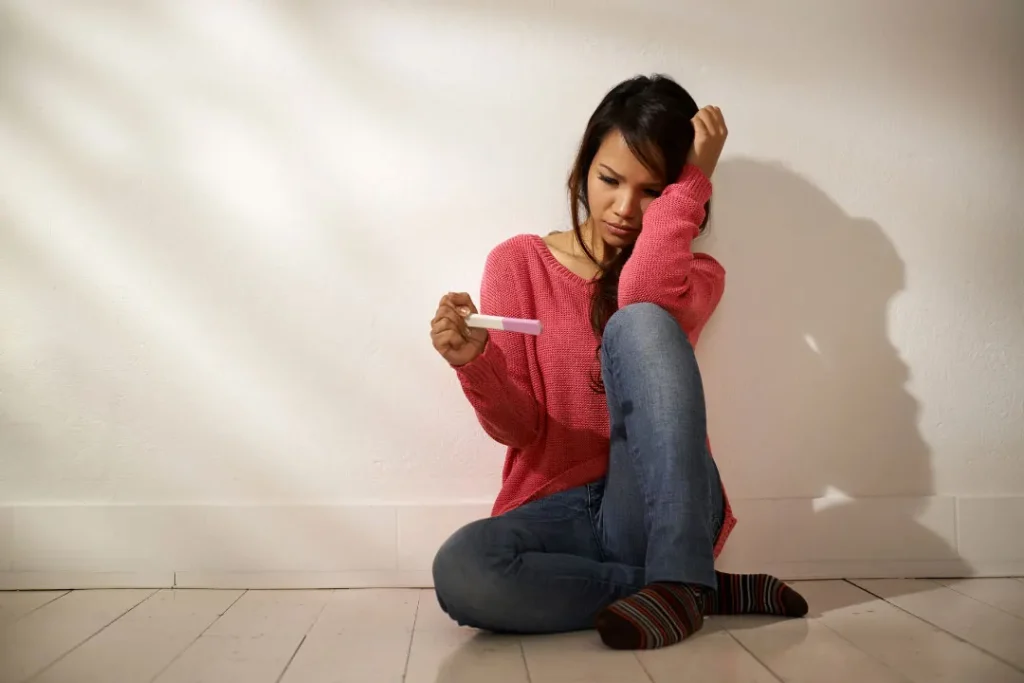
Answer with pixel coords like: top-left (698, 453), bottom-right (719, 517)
top-left (596, 583), bottom-right (706, 650)
top-left (704, 572), bottom-right (808, 617)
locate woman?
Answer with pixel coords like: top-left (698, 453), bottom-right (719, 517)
top-left (428, 74), bottom-right (807, 650)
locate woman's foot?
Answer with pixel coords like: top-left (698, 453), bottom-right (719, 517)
top-left (705, 572), bottom-right (808, 617)
top-left (596, 582), bottom-right (706, 650)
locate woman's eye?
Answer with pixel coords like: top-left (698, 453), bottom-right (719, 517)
top-left (644, 189), bottom-right (661, 198)
top-left (599, 175), bottom-right (618, 186)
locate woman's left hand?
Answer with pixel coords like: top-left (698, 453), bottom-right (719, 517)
top-left (687, 106), bottom-right (728, 178)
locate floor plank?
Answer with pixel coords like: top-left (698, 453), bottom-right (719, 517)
top-left (798, 580), bottom-right (1024, 683)
top-left (31, 589), bottom-right (243, 683)
top-left (0, 589), bottom-right (155, 683)
top-left (404, 590), bottom-right (529, 683)
top-left (637, 621), bottom-right (783, 683)
top-left (0, 592), bottom-right (67, 627)
top-left (521, 631), bottom-right (652, 683)
top-left (726, 615), bottom-right (912, 683)
top-left (278, 589), bottom-right (419, 683)
top-left (153, 590), bottom-right (331, 683)
top-left (854, 579), bottom-right (1024, 671)
top-left (936, 579), bottom-right (1024, 620)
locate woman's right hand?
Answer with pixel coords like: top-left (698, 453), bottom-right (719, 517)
top-left (431, 292), bottom-right (488, 366)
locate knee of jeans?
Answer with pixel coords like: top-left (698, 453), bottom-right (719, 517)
top-left (431, 519), bottom-right (506, 626)
top-left (603, 303), bottom-right (691, 357)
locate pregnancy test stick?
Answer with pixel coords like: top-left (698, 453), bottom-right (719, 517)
top-left (466, 314), bottom-right (543, 336)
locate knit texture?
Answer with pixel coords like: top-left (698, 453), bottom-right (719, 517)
top-left (455, 164), bottom-right (737, 558)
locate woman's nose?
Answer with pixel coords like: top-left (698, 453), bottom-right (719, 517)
top-left (615, 191), bottom-right (638, 218)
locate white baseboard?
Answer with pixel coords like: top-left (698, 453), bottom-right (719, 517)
top-left (0, 496), bottom-right (1020, 589)
top-left (0, 572), bottom-right (174, 590)
top-left (741, 560), bottom-right (1024, 581)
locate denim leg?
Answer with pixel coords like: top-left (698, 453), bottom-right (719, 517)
top-left (431, 485), bottom-right (644, 634)
top-left (597, 303), bottom-right (723, 589)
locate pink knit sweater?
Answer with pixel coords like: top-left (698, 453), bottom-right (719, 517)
top-left (455, 164), bottom-right (737, 558)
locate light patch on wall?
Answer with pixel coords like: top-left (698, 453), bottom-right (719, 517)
top-left (804, 334), bottom-right (821, 354)
top-left (813, 486), bottom-right (855, 513)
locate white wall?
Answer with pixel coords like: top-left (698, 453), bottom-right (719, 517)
top-left (1, 0), bottom-right (1021, 588)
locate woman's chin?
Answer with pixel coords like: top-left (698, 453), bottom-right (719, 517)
top-left (601, 230), bottom-right (640, 249)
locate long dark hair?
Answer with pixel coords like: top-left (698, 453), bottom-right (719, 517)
top-left (568, 75), bottom-right (708, 347)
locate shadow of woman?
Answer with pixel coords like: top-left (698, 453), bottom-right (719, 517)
top-left (699, 158), bottom-right (969, 585)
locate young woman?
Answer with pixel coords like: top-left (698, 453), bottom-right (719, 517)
top-left (428, 74), bottom-right (808, 650)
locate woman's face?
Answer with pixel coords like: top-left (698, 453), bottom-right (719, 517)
top-left (586, 129), bottom-right (665, 249)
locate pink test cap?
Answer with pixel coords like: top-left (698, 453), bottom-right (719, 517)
top-left (503, 318), bottom-right (543, 335)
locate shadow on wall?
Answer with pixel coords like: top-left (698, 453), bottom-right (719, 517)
top-left (700, 158), bottom-right (968, 577)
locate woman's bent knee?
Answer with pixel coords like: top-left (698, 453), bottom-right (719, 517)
top-left (604, 303), bottom-right (690, 349)
top-left (602, 303), bottom-right (694, 370)
top-left (431, 521), bottom-right (481, 610)
top-left (431, 519), bottom-right (509, 630)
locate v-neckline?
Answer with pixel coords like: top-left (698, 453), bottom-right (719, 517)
top-left (532, 234), bottom-right (601, 286)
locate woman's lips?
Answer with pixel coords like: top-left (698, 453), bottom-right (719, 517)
top-left (604, 221), bottom-right (639, 239)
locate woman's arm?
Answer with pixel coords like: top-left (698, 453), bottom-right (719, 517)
top-left (454, 242), bottom-right (542, 448)
top-left (617, 164), bottom-right (725, 332)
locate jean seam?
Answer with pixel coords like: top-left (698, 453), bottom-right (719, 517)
top-left (606, 342), bottom-right (654, 520)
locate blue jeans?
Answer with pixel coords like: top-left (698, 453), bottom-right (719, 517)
top-left (432, 303), bottom-right (724, 634)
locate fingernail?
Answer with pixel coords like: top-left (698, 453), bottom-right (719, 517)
top-left (458, 307), bottom-right (470, 316)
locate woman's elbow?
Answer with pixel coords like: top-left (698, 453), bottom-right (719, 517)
top-left (483, 419), bottom-right (539, 449)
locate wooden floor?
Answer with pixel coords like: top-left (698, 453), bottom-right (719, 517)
top-left (1, 579), bottom-right (1023, 682)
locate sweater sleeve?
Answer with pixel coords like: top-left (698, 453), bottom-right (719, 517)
top-left (618, 164), bottom-right (726, 333)
top-left (454, 241), bottom-right (541, 448)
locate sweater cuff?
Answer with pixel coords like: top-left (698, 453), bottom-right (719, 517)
top-left (675, 163), bottom-right (713, 202)
top-left (453, 336), bottom-right (504, 386)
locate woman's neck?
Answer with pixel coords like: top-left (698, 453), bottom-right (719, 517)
top-left (577, 219), bottom-right (616, 264)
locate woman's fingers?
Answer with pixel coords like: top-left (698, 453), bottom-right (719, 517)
top-left (692, 112), bottom-right (710, 136)
top-left (693, 106), bottom-right (726, 135)
top-left (431, 308), bottom-right (470, 340)
top-left (446, 292), bottom-right (478, 316)
top-left (432, 329), bottom-right (465, 351)
top-left (431, 315), bottom-right (464, 336)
